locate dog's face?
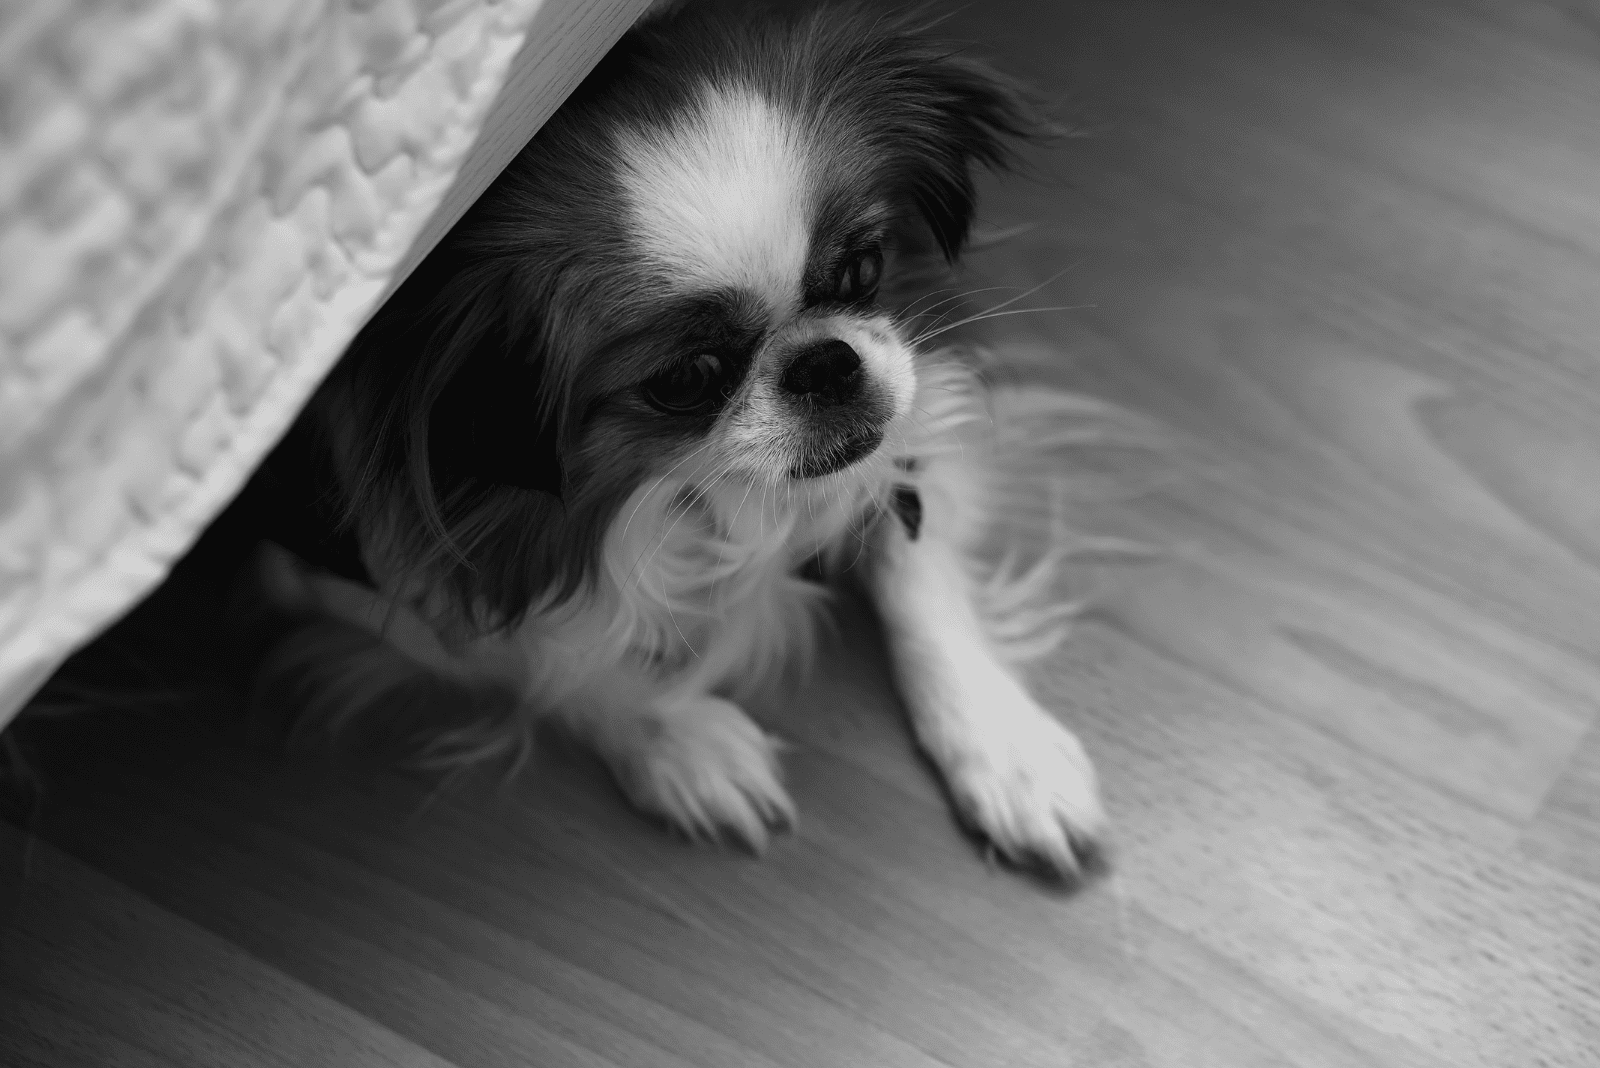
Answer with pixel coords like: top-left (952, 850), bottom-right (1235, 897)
top-left (589, 84), bottom-right (917, 491)
top-left (334, 1), bottom-right (1033, 620)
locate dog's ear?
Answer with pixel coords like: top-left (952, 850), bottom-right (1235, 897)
top-left (876, 37), bottom-right (1044, 261)
top-left (376, 263), bottom-right (565, 504)
top-left (422, 279), bottom-right (565, 501)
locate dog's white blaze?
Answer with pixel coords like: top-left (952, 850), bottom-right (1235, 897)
top-left (618, 87), bottom-right (811, 309)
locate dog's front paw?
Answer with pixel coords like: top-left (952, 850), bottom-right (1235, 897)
top-left (607, 696), bottom-right (795, 852)
top-left (937, 699), bottom-right (1106, 880)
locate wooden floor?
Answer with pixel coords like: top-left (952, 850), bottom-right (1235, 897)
top-left (5, 0), bottom-right (1600, 1064)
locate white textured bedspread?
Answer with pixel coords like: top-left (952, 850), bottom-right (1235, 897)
top-left (0, 0), bottom-right (636, 730)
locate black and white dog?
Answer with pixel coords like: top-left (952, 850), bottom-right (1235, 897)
top-left (250, 0), bottom-right (1111, 877)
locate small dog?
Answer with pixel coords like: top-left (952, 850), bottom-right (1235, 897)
top-left (246, 0), bottom-right (1110, 877)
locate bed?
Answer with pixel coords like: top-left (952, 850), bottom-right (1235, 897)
top-left (0, 0), bottom-right (654, 730)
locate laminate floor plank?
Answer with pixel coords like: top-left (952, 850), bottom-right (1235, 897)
top-left (0, 824), bottom-right (455, 1068)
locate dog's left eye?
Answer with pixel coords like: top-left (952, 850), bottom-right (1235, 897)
top-left (643, 353), bottom-right (731, 415)
top-left (834, 248), bottom-right (882, 304)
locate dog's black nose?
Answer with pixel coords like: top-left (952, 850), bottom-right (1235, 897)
top-left (779, 339), bottom-right (862, 404)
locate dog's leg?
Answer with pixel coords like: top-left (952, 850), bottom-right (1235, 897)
top-left (259, 543), bottom-right (793, 848)
top-left (254, 541), bottom-right (467, 677)
top-left (552, 671), bottom-right (795, 851)
top-left (866, 508), bottom-right (1105, 878)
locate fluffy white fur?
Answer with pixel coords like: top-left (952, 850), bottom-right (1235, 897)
top-left (619, 87), bottom-right (814, 309)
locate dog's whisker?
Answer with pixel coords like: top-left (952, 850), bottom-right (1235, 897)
top-left (896, 283), bottom-right (1016, 322)
top-left (908, 268), bottom-right (1077, 340)
top-left (914, 304), bottom-right (1092, 346)
top-left (621, 444), bottom-right (707, 547)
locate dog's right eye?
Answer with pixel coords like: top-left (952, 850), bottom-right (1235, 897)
top-left (643, 353), bottom-right (731, 415)
top-left (833, 247), bottom-right (883, 304)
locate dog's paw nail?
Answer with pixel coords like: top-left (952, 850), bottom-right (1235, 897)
top-left (753, 790), bottom-right (798, 834)
top-left (612, 697), bottom-right (796, 851)
top-left (944, 712), bottom-right (1107, 884)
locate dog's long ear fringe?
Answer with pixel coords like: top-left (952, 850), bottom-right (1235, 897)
top-left (322, 243), bottom-right (597, 629)
top-left (236, 562), bottom-right (538, 782)
top-left (902, 352), bottom-right (1169, 670)
top-left (975, 382), bottom-right (1168, 669)
top-left (901, 58), bottom-right (1044, 261)
top-left (340, 261), bottom-right (562, 549)
top-left (252, 619), bottom-right (535, 778)
top-left (853, 6), bottom-right (1064, 262)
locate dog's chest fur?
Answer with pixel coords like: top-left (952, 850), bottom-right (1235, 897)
top-left (417, 359), bottom-right (981, 716)
top-left (481, 464), bottom-right (891, 709)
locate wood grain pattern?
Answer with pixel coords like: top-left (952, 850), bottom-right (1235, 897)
top-left (5, 0), bottom-right (1599, 1065)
